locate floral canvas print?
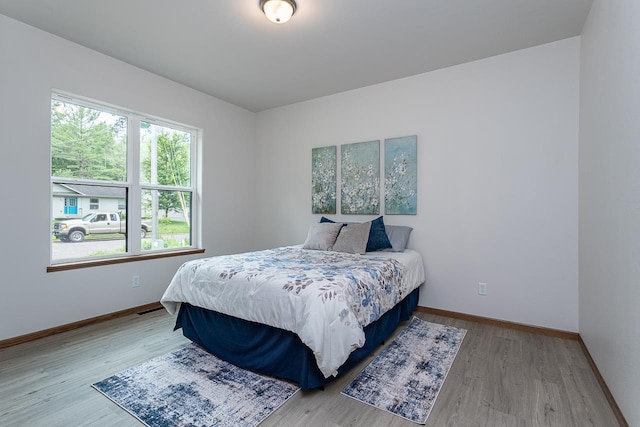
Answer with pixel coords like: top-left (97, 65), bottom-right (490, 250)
top-left (312, 146), bottom-right (337, 214)
top-left (341, 140), bottom-right (380, 215)
top-left (385, 135), bottom-right (417, 215)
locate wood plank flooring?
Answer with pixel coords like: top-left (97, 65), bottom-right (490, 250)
top-left (0, 310), bottom-right (620, 426)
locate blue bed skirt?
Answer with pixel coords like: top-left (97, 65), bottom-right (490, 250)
top-left (174, 287), bottom-right (419, 390)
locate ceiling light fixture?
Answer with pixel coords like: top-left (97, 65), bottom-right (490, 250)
top-left (260, 0), bottom-right (297, 24)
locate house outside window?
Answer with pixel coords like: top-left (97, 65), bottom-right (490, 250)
top-left (50, 93), bottom-right (198, 264)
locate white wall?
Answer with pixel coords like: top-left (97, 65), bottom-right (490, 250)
top-left (0, 15), bottom-right (257, 341)
top-left (255, 38), bottom-right (580, 332)
top-left (579, 0), bottom-right (640, 424)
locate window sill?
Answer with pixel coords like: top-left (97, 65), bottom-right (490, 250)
top-left (47, 248), bottom-right (205, 272)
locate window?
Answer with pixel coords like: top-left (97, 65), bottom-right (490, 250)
top-left (51, 93), bottom-right (198, 264)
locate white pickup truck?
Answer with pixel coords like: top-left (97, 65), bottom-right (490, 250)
top-left (53, 212), bottom-right (152, 242)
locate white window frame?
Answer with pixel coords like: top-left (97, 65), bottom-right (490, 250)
top-left (50, 92), bottom-right (199, 265)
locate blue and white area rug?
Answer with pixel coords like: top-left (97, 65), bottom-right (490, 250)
top-left (342, 317), bottom-right (466, 424)
top-left (92, 344), bottom-right (300, 427)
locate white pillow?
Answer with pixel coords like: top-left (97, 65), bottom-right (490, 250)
top-left (332, 221), bottom-right (372, 255)
top-left (302, 222), bottom-right (343, 251)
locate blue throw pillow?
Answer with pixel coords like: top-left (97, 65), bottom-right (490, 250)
top-left (366, 216), bottom-right (392, 252)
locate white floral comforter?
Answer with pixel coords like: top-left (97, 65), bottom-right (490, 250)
top-left (161, 245), bottom-right (425, 378)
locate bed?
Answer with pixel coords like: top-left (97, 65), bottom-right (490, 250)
top-left (161, 220), bottom-right (425, 390)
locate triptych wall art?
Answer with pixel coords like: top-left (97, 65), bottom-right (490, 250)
top-left (311, 135), bottom-right (417, 215)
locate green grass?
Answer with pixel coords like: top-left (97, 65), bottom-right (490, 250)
top-left (157, 218), bottom-right (189, 234)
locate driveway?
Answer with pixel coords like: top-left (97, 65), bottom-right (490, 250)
top-left (52, 238), bottom-right (127, 261)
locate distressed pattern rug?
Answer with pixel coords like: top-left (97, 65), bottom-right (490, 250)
top-left (342, 317), bottom-right (466, 424)
top-left (92, 344), bottom-right (299, 427)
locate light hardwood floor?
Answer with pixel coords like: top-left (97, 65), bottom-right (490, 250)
top-left (0, 309), bottom-right (620, 426)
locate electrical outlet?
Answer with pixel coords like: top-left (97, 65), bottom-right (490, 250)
top-left (132, 275), bottom-right (140, 288)
top-left (478, 282), bottom-right (487, 296)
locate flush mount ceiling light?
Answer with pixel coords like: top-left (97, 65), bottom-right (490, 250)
top-left (260, 0), bottom-right (297, 24)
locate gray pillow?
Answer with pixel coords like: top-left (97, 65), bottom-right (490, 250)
top-left (332, 221), bottom-right (372, 254)
top-left (302, 222), bottom-right (344, 251)
top-left (383, 225), bottom-right (413, 252)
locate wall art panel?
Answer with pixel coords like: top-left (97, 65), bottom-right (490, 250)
top-left (341, 140), bottom-right (380, 215)
top-left (311, 145), bottom-right (337, 214)
top-left (384, 135), bottom-right (417, 215)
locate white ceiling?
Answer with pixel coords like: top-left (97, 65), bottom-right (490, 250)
top-left (0, 0), bottom-right (593, 112)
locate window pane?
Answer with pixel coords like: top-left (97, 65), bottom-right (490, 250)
top-left (142, 189), bottom-right (192, 251)
top-left (51, 100), bottom-right (127, 181)
top-left (52, 184), bottom-right (127, 261)
top-left (140, 122), bottom-right (191, 187)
